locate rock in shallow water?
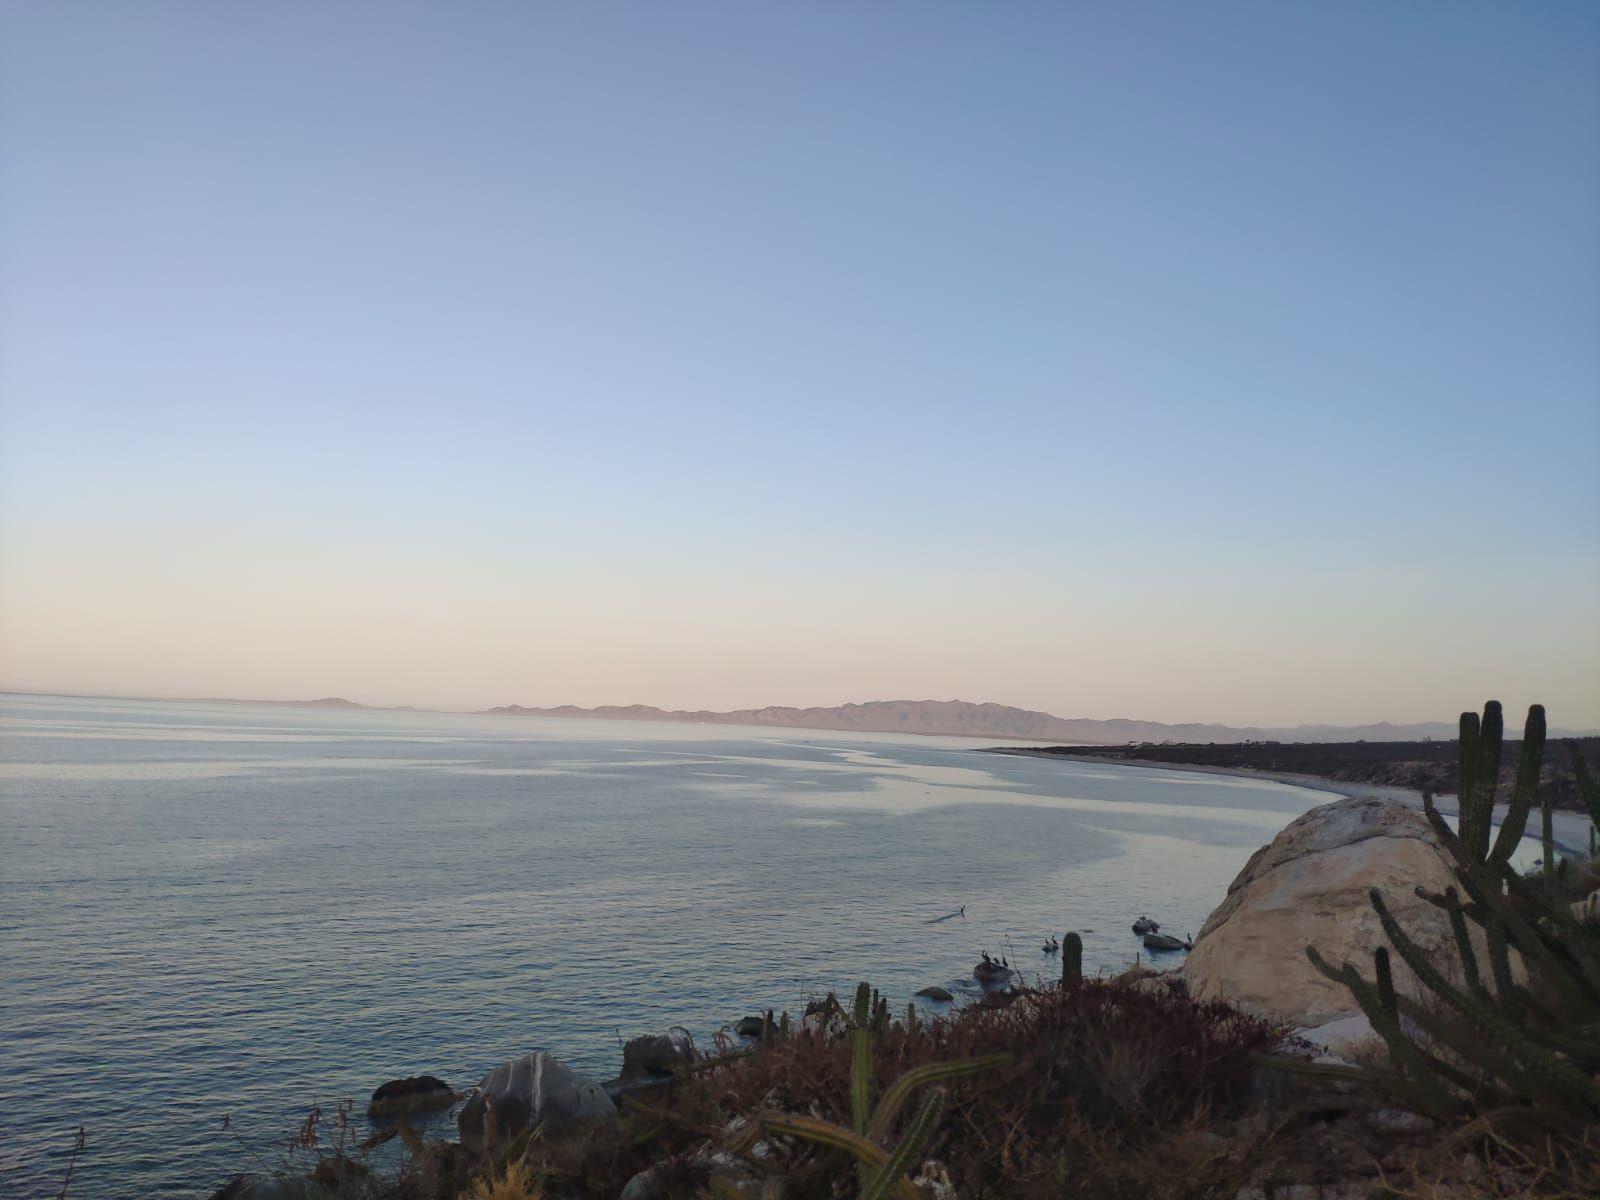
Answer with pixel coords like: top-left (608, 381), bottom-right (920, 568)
top-left (457, 1051), bottom-right (615, 1155)
top-left (366, 1073), bottom-right (454, 1117)
top-left (915, 986), bottom-right (953, 1002)
top-left (621, 1026), bottom-right (697, 1078)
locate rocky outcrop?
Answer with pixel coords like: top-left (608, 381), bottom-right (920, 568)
top-left (915, 986), bottom-right (953, 1002)
top-left (458, 1052), bottom-right (615, 1155)
top-left (620, 1027), bottom-right (697, 1079)
top-left (800, 994), bottom-right (849, 1038)
top-left (367, 1074), bottom-right (454, 1117)
top-left (1182, 796), bottom-right (1466, 1027)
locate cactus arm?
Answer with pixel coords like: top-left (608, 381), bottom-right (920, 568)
top-left (1394, 992), bottom-right (1600, 1123)
top-left (1471, 701), bottom-right (1504, 863)
top-left (757, 1113), bottom-right (919, 1200)
top-left (1484, 914), bottom-right (1519, 1016)
top-left (863, 1090), bottom-right (945, 1200)
top-left (1489, 705), bottom-right (1545, 867)
top-left (1367, 964), bottom-right (1450, 1099)
top-left (1420, 800), bottom-right (1593, 1002)
top-left (1457, 710), bottom-right (1483, 856)
top-left (1305, 946), bottom-right (1462, 1108)
top-left (1388, 994), bottom-right (1555, 1102)
top-left (1445, 899), bottom-right (1485, 997)
top-left (865, 1054), bottom-right (1011, 1143)
top-left (1253, 1054), bottom-right (1457, 1116)
top-left (1369, 890), bottom-right (1600, 1113)
top-left (1541, 792), bottom-right (1555, 875)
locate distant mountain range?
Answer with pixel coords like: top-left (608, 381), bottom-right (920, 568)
top-left (19, 689), bottom-right (1583, 742)
top-left (477, 698), bottom-right (1555, 743)
top-left (197, 696), bottom-right (420, 712)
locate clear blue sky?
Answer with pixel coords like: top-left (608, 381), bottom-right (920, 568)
top-left (2, 2), bottom-right (1597, 725)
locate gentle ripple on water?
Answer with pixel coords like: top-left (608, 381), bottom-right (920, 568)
top-left (0, 694), bottom-right (1338, 1198)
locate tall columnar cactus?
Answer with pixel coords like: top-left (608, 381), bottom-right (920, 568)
top-left (1062, 931), bottom-right (1083, 987)
top-left (1571, 745), bottom-right (1600, 860)
top-left (1456, 701), bottom-right (1547, 870)
top-left (1272, 702), bottom-right (1600, 1133)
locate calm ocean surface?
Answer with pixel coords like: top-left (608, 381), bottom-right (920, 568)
top-left (1, 693), bottom-right (1338, 1198)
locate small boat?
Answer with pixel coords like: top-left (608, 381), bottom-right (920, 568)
top-left (1131, 915), bottom-right (1160, 935)
top-left (1142, 932), bottom-right (1192, 952)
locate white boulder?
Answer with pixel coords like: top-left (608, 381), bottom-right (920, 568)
top-left (1183, 796), bottom-right (1467, 1027)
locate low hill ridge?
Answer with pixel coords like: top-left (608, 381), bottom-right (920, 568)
top-left (479, 698), bottom-right (1483, 744)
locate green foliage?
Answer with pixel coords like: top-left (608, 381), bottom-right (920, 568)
top-left (1062, 931), bottom-right (1083, 987)
top-left (1281, 702), bottom-right (1600, 1135)
top-left (751, 980), bottom-right (1009, 1199)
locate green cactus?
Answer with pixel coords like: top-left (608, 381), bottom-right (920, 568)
top-left (1061, 931), bottom-right (1083, 987)
top-left (1276, 702), bottom-right (1600, 1132)
top-left (1487, 704), bottom-right (1545, 867)
top-left (1457, 707), bottom-right (1486, 861)
top-left (851, 982), bottom-right (873, 1135)
top-left (1570, 745), bottom-right (1600, 831)
top-left (1542, 791), bottom-right (1556, 876)
top-left (745, 980), bottom-right (1008, 1200)
top-left (872, 991), bottom-right (890, 1037)
top-left (1471, 701), bottom-right (1505, 861)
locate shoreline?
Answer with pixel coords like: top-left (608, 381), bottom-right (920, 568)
top-left (984, 747), bottom-right (1593, 855)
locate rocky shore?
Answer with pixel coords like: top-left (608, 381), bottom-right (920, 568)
top-left (203, 786), bottom-right (1600, 1200)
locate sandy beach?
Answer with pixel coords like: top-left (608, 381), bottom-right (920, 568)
top-left (984, 747), bottom-right (1593, 855)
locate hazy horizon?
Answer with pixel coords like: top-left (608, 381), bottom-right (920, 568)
top-left (0, 686), bottom-right (1585, 737)
top-left (3, 3), bottom-right (1597, 727)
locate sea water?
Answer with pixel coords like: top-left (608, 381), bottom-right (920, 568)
top-left (0, 693), bottom-right (1336, 1197)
